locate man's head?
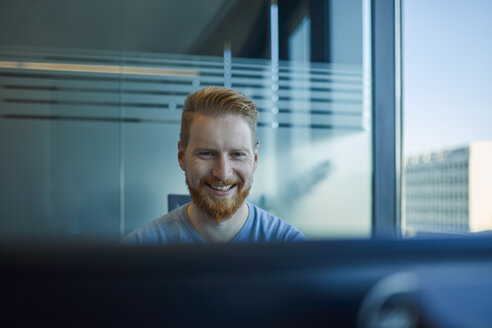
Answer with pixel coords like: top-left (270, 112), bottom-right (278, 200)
top-left (178, 87), bottom-right (259, 222)
top-left (180, 86), bottom-right (258, 151)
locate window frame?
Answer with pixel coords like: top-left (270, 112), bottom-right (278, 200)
top-left (371, 0), bottom-right (402, 238)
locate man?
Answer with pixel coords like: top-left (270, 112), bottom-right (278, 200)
top-left (123, 86), bottom-right (305, 244)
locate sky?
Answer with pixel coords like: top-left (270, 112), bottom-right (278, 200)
top-left (402, 0), bottom-right (492, 155)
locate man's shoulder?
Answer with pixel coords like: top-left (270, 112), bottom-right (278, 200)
top-left (248, 203), bottom-right (281, 223)
top-left (245, 202), bottom-right (307, 242)
top-left (247, 202), bottom-right (291, 227)
top-left (121, 204), bottom-right (193, 245)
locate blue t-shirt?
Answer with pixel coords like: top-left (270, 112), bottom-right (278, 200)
top-left (122, 202), bottom-right (306, 245)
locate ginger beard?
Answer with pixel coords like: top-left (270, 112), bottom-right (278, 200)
top-left (186, 174), bottom-right (251, 223)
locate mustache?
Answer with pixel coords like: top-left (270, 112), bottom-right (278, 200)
top-left (201, 176), bottom-right (242, 187)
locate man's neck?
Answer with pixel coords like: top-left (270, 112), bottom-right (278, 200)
top-left (186, 202), bottom-right (249, 243)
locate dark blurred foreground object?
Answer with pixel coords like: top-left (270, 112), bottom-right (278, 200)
top-left (358, 263), bottom-right (492, 328)
top-left (2, 238), bottom-right (492, 327)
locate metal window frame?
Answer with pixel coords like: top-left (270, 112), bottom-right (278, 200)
top-left (371, 0), bottom-right (402, 238)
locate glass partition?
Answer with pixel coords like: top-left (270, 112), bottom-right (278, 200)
top-left (0, 0), bottom-right (371, 243)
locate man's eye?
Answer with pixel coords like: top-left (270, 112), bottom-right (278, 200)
top-left (199, 152), bottom-right (213, 157)
top-left (232, 152), bottom-right (245, 158)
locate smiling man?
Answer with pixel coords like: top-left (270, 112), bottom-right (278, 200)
top-left (123, 86), bottom-right (305, 244)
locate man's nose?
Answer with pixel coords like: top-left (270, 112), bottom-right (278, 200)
top-left (212, 156), bottom-right (233, 181)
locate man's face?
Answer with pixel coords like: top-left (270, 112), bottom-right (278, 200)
top-left (178, 113), bottom-right (258, 222)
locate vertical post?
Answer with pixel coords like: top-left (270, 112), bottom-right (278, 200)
top-left (310, 0), bottom-right (330, 63)
top-left (395, 0), bottom-right (403, 237)
top-left (363, 0), bottom-right (372, 133)
top-left (119, 0), bottom-right (126, 240)
top-left (223, 41), bottom-right (232, 88)
top-left (270, 0), bottom-right (279, 66)
top-left (270, 0), bottom-right (279, 127)
top-left (372, 0), bottom-right (401, 238)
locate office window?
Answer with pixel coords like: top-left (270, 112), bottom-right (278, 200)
top-left (402, 0), bottom-right (492, 237)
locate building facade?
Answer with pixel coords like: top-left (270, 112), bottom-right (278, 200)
top-left (404, 142), bottom-right (492, 235)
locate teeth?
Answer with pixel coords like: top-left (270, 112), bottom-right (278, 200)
top-left (210, 185), bottom-right (233, 191)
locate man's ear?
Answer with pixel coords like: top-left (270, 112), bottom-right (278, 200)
top-left (178, 141), bottom-right (185, 171)
top-left (253, 142), bottom-right (259, 172)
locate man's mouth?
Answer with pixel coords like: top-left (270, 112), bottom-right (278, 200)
top-left (206, 183), bottom-right (235, 192)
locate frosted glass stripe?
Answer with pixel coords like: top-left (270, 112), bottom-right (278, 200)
top-left (0, 47), bottom-right (365, 130)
